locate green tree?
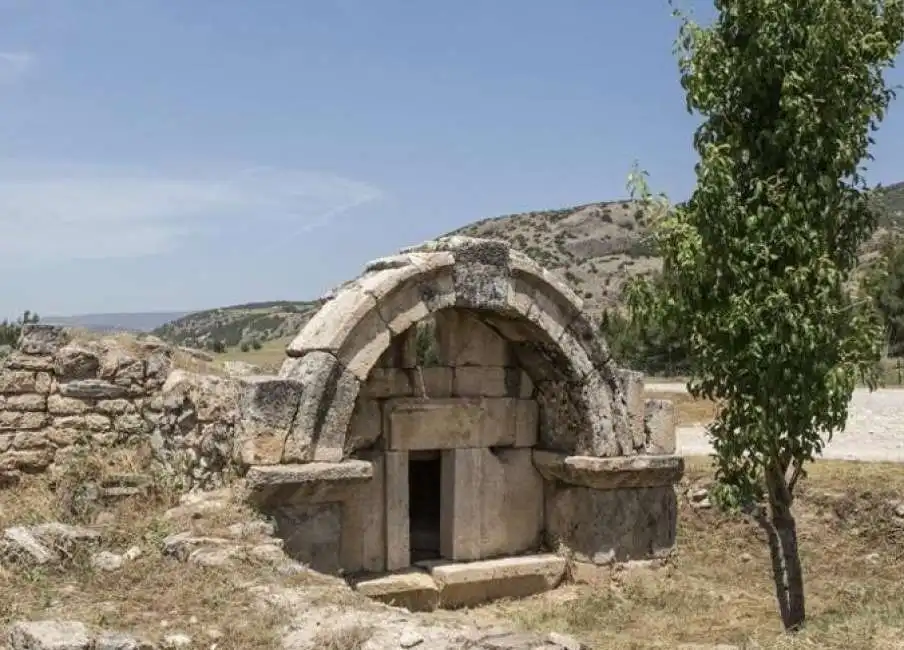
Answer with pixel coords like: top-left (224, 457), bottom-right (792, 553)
top-left (627, 0), bottom-right (903, 631)
top-left (0, 310), bottom-right (40, 347)
top-left (863, 235), bottom-right (904, 355)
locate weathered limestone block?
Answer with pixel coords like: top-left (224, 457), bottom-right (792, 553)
top-left (384, 398), bottom-right (536, 450)
top-left (280, 352), bottom-right (359, 462)
top-left (0, 448), bottom-right (54, 472)
top-left (474, 448), bottom-right (544, 558)
top-left (95, 399), bottom-right (135, 416)
top-left (430, 554), bottom-right (567, 609)
top-left (58, 379), bottom-right (127, 400)
top-left (99, 347), bottom-right (145, 385)
top-left (385, 450), bottom-right (409, 571)
top-left (113, 414), bottom-right (148, 437)
top-left (413, 367), bottom-right (453, 398)
top-left (644, 399), bottom-right (677, 455)
top-left (346, 398), bottom-right (382, 453)
top-left (545, 485), bottom-right (678, 565)
top-left (362, 367), bottom-right (413, 399)
top-left (4, 393), bottom-right (47, 412)
top-left (0, 411), bottom-right (50, 431)
top-left (7, 620), bottom-right (92, 649)
top-left (532, 451), bottom-right (684, 490)
top-left (235, 376), bottom-right (304, 465)
top-left (451, 367), bottom-right (509, 398)
top-left (18, 324), bottom-right (70, 356)
top-left (45, 427), bottom-right (86, 447)
top-left (162, 370), bottom-right (238, 421)
top-left (341, 451), bottom-right (386, 573)
top-left (3, 352), bottom-right (54, 371)
top-left (404, 237), bottom-right (513, 312)
top-left (244, 460), bottom-right (373, 507)
top-left (286, 286), bottom-right (391, 380)
top-left (0, 371), bottom-right (50, 395)
top-left (47, 394), bottom-right (92, 416)
top-left (615, 367), bottom-right (645, 451)
top-left (12, 430), bottom-right (50, 449)
top-left (434, 310), bottom-right (511, 367)
top-left (54, 343), bottom-right (101, 380)
top-left (269, 502), bottom-right (342, 574)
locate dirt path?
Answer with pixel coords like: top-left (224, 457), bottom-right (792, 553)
top-left (645, 383), bottom-right (904, 463)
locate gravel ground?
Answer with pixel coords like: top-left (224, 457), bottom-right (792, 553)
top-left (645, 382), bottom-right (904, 463)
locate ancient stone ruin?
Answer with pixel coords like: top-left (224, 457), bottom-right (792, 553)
top-left (0, 236), bottom-right (682, 615)
top-left (237, 236), bottom-right (683, 609)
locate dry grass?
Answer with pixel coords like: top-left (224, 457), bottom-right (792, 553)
top-left (475, 457), bottom-right (904, 649)
top-left (214, 336), bottom-right (294, 374)
top-left (0, 447), bottom-right (316, 649)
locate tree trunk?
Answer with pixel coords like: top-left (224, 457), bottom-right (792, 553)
top-left (759, 469), bottom-right (806, 631)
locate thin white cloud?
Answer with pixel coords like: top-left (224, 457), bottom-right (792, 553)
top-left (0, 51), bottom-right (34, 83)
top-left (0, 162), bottom-right (383, 265)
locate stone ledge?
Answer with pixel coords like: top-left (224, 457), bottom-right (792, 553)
top-left (245, 460), bottom-right (373, 506)
top-left (532, 450), bottom-right (684, 489)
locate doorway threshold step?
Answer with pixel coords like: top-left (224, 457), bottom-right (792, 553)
top-left (355, 554), bottom-right (567, 611)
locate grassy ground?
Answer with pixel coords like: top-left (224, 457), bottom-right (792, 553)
top-left (3, 453), bottom-right (903, 648)
top-left (0, 448), bottom-right (326, 649)
top-left (475, 457), bottom-right (904, 649)
top-left (215, 336), bottom-right (294, 373)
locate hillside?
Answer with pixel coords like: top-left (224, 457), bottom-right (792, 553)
top-left (42, 311), bottom-right (190, 333)
top-left (149, 181), bottom-right (903, 352)
top-left (450, 180), bottom-right (904, 316)
top-left (151, 300), bottom-right (322, 351)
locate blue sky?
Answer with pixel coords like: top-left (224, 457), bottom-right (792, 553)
top-left (0, 0), bottom-right (902, 318)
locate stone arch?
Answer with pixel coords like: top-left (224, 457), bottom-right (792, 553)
top-left (274, 237), bottom-right (632, 464)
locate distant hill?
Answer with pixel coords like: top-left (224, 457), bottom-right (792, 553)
top-left (51, 180), bottom-right (901, 353)
top-left (151, 300), bottom-right (323, 350)
top-left (42, 311), bottom-right (191, 333)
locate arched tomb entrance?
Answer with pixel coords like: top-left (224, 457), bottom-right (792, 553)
top-left (238, 237), bottom-right (683, 609)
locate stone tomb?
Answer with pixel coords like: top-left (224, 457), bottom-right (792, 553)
top-left (239, 236), bottom-right (683, 610)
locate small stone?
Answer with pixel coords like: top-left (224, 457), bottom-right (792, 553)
top-left (124, 545), bottom-right (143, 561)
top-left (161, 633), bottom-right (192, 649)
top-left (739, 553), bottom-right (752, 563)
top-left (548, 631), bottom-right (585, 650)
top-left (399, 629), bottom-right (424, 648)
top-left (7, 620), bottom-right (91, 650)
top-left (893, 502), bottom-right (904, 518)
top-left (94, 631), bottom-right (152, 650)
top-left (689, 488), bottom-right (709, 503)
top-left (90, 551), bottom-right (125, 572)
top-left (1, 526), bottom-right (59, 565)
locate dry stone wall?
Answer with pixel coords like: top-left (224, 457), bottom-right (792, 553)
top-left (0, 324), bottom-right (242, 491)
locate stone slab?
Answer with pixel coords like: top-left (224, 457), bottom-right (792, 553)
top-left (385, 397), bottom-right (536, 450)
top-left (340, 452), bottom-right (386, 573)
top-left (428, 554), bottom-right (566, 608)
top-left (385, 450), bottom-right (410, 571)
top-left (244, 460), bottom-right (373, 506)
top-left (353, 569), bottom-right (440, 612)
top-left (546, 485), bottom-right (677, 565)
top-left (644, 398), bottom-right (677, 455)
top-left (532, 451), bottom-right (684, 489)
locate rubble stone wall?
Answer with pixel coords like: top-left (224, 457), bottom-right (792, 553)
top-left (0, 324), bottom-right (242, 491)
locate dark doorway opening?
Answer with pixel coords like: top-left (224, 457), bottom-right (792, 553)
top-left (409, 451), bottom-right (442, 563)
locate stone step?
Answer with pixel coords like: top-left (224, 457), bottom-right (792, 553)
top-left (353, 553), bottom-right (567, 611)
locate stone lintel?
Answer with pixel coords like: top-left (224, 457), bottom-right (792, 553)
top-left (244, 460), bottom-right (373, 506)
top-left (532, 450), bottom-right (684, 490)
